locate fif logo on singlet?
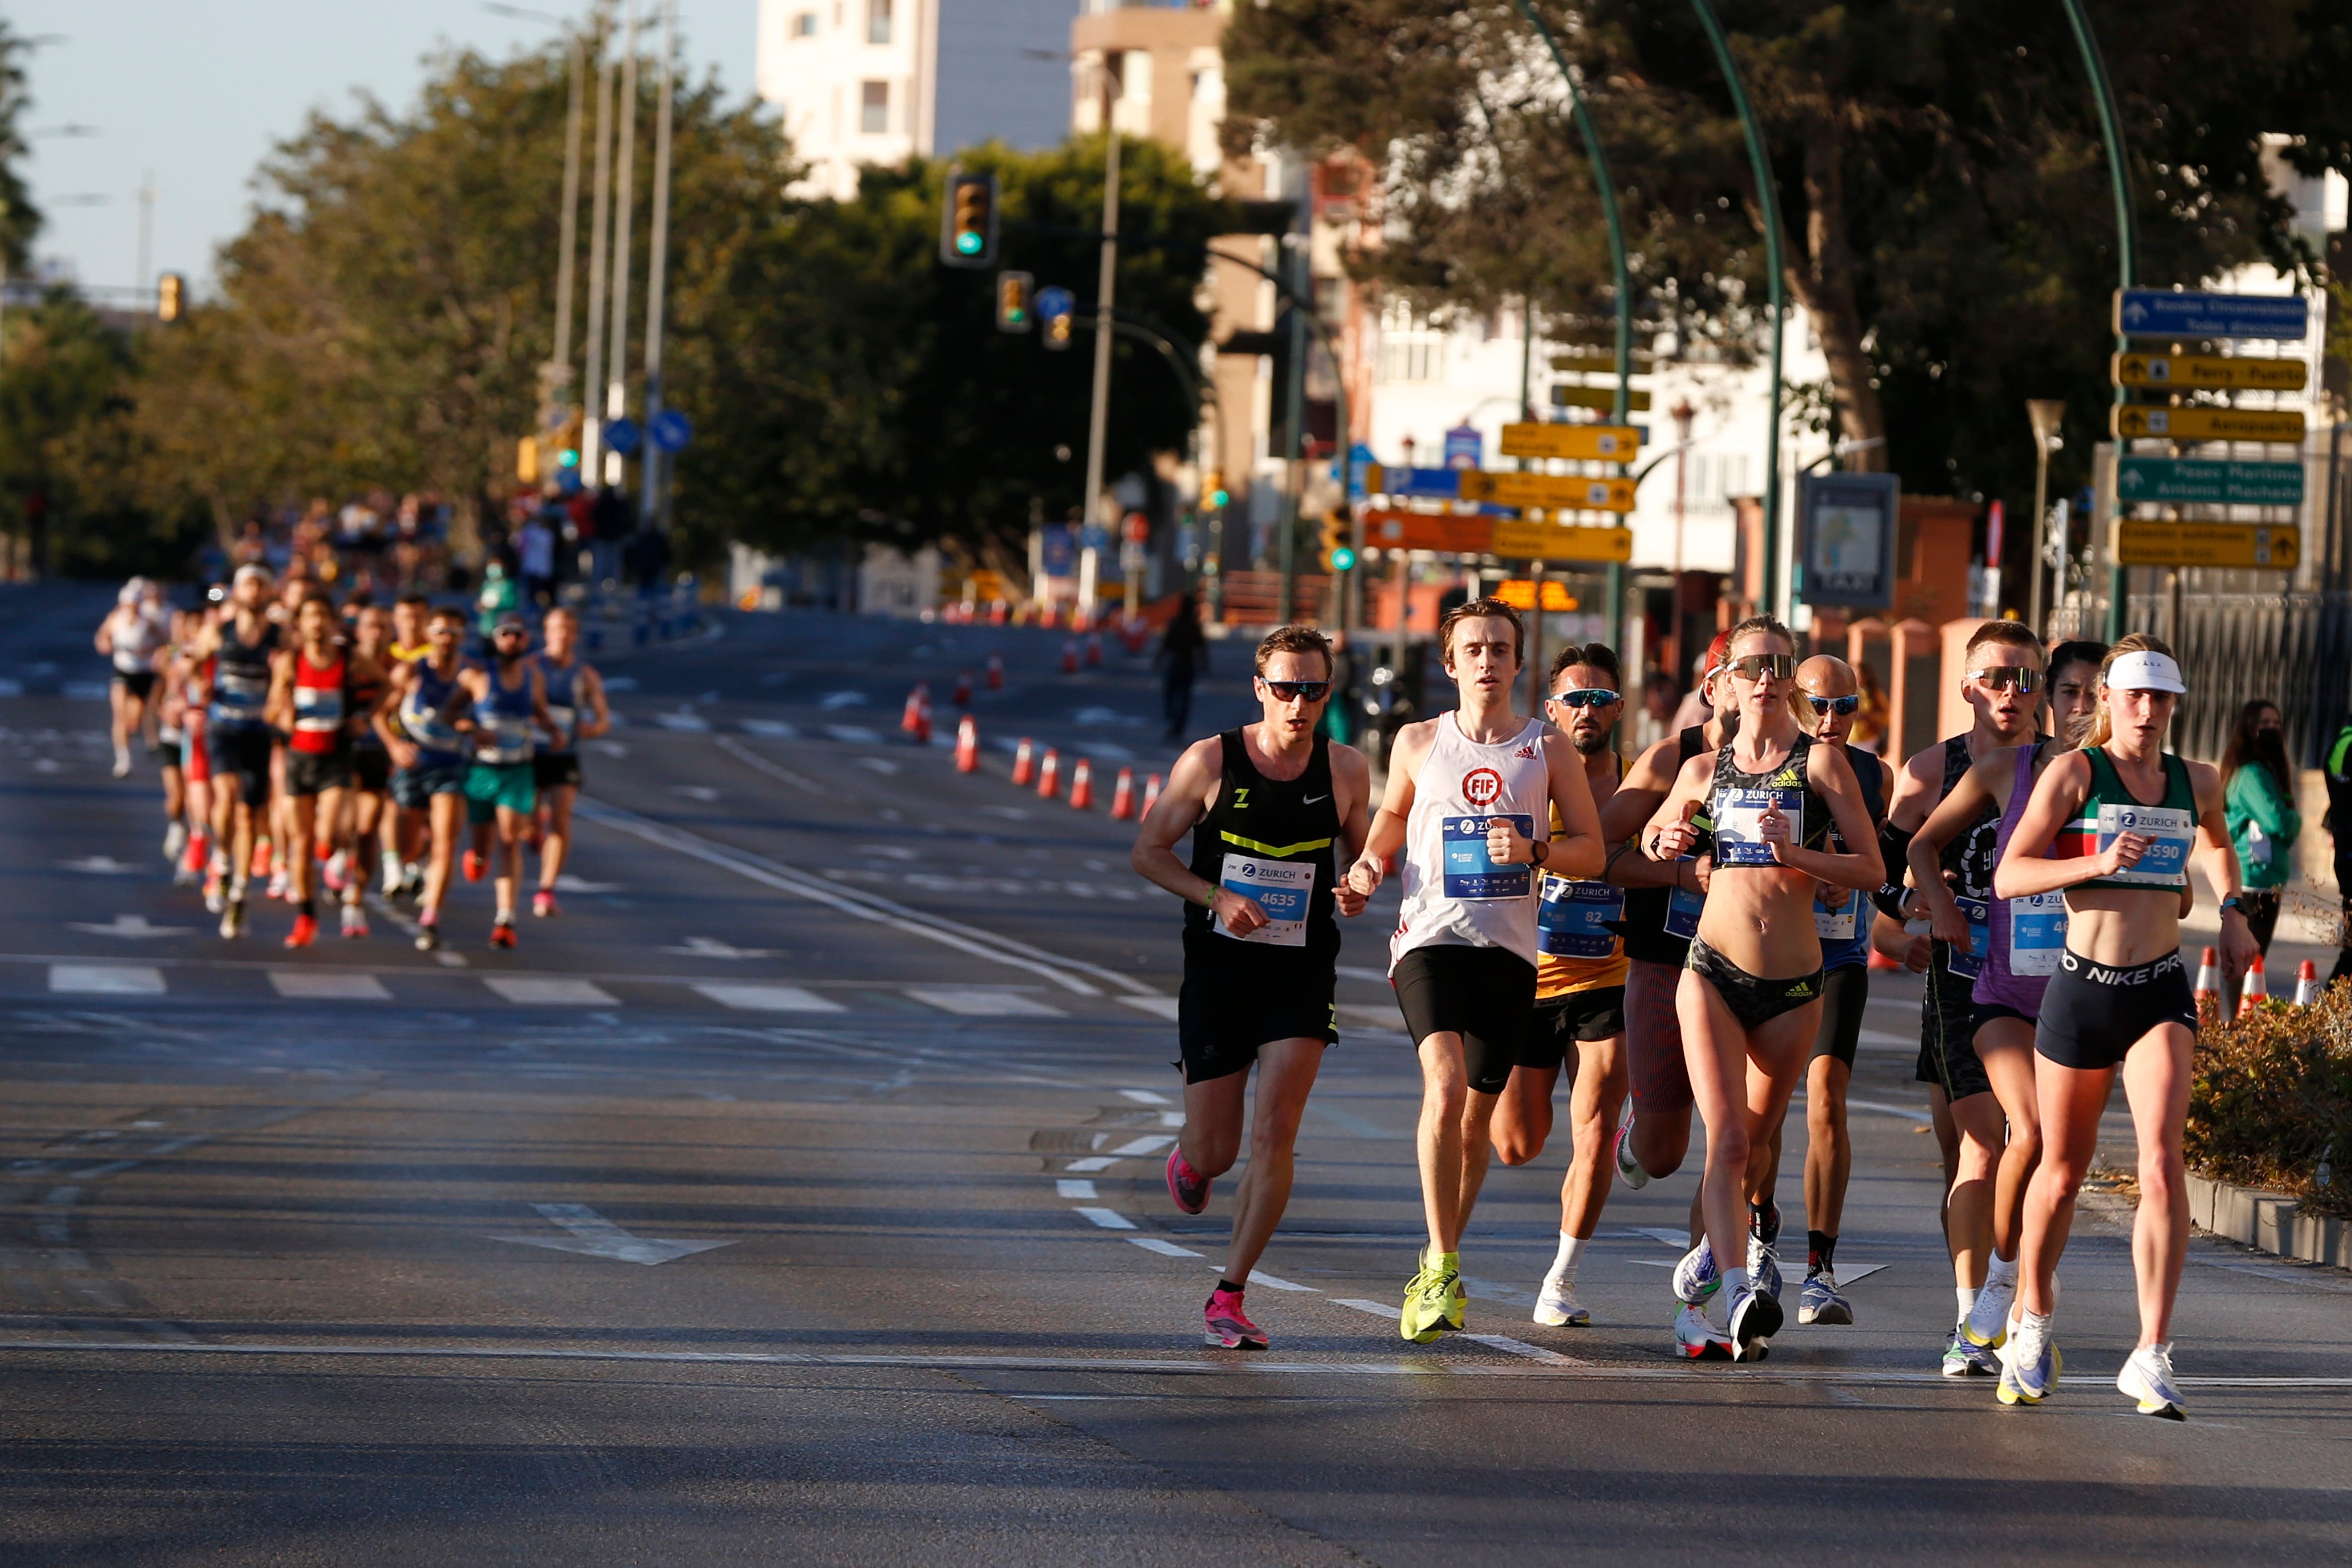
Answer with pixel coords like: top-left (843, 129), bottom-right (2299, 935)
top-left (1461, 767), bottom-right (1504, 807)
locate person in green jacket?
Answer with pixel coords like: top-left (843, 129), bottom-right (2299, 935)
top-left (2221, 700), bottom-right (2300, 960)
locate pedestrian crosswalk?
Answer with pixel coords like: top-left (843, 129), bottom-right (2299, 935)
top-left (31, 962), bottom-right (1088, 1018)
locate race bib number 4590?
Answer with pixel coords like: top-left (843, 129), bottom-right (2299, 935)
top-left (1214, 854), bottom-right (1314, 947)
top-left (1442, 815), bottom-right (1535, 900)
top-left (2096, 802), bottom-right (2193, 887)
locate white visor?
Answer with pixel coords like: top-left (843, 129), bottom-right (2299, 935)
top-left (2105, 650), bottom-right (2186, 694)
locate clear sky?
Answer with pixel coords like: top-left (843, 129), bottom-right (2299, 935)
top-left (11, 1), bottom-right (754, 299)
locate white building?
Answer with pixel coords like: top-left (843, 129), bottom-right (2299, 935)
top-left (756, 0), bottom-right (1078, 200)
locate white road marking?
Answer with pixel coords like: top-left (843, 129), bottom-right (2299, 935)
top-left (819, 691), bottom-right (867, 710)
top-left (0, 678), bottom-right (21, 696)
top-left (1156, 1110), bottom-right (1185, 1128)
top-left (1127, 1237), bottom-right (1203, 1258)
top-left (852, 756), bottom-right (901, 775)
top-left (1831, 1264), bottom-right (1890, 1287)
top-left (361, 894), bottom-right (471, 969)
top-left (1847, 1098), bottom-right (1933, 1124)
top-left (653, 711), bottom-right (711, 732)
top-left (489, 1202), bottom-right (735, 1266)
top-left (1466, 1334), bottom-right (1591, 1367)
top-left (1118, 996), bottom-right (1181, 1020)
top-left (690, 982), bottom-right (843, 1013)
top-left (671, 784), bottom-right (720, 801)
top-left (739, 718), bottom-right (799, 738)
top-left (602, 676), bottom-right (640, 692)
top-left (482, 977), bottom-right (619, 1006)
top-left (48, 964), bottom-right (166, 996)
top-left (978, 805), bottom-right (1029, 820)
top-left (713, 735), bottom-right (827, 796)
top-left (60, 856), bottom-right (137, 874)
top-left (1335, 965), bottom-right (1389, 984)
top-left (66, 915), bottom-right (192, 939)
top-left (267, 970), bottom-right (392, 1001)
top-left (1332, 1298), bottom-right (1404, 1320)
top-left (1055, 1179), bottom-right (1099, 1199)
top-left (1215, 1267), bottom-right (1315, 1293)
top-left (1110, 1135), bottom-right (1173, 1157)
top-left (585, 740), bottom-right (628, 757)
top-left (1118, 1088), bottom-right (1171, 1105)
top-left (1062, 1156), bottom-right (1114, 1173)
top-left (1631, 1228), bottom-right (1693, 1249)
top-left (1073, 1207), bottom-right (1136, 1231)
top-left (1858, 1027), bottom-right (1915, 1048)
top-left (904, 988), bottom-right (1064, 1017)
top-left (665, 937), bottom-right (779, 958)
top-left (824, 725), bottom-right (880, 744)
top-left (552, 874), bottom-right (621, 893)
top-left (63, 681), bottom-right (109, 700)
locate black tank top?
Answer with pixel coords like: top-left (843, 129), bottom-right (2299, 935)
top-left (1183, 730), bottom-right (1340, 964)
top-left (1620, 724), bottom-right (1714, 966)
top-left (1939, 734), bottom-right (2001, 901)
top-left (1709, 729), bottom-right (1831, 864)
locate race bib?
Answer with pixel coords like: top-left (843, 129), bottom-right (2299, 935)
top-left (2008, 892), bottom-right (2068, 977)
top-left (1214, 853), bottom-right (1314, 947)
top-left (1665, 866), bottom-right (1705, 940)
top-left (1945, 895), bottom-right (1991, 979)
top-left (1813, 890), bottom-right (1858, 943)
top-left (1442, 815), bottom-right (1535, 900)
top-left (1538, 877), bottom-right (1624, 958)
top-left (1713, 787), bottom-right (1802, 868)
top-left (2097, 802), bottom-right (2194, 887)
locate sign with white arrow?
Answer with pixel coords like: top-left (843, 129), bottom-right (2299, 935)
top-left (68, 914), bottom-right (194, 938)
top-left (490, 1203), bottom-right (736, 1266)
top-left (2113, 289), bottom-right (2309, 342)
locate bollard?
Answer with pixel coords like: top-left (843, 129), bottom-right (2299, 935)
top-left (1061, 639), bottom-right (1080, 675)
top-left (1036, 748), bottom-right (1061, 800)
top-left (2193, 947), bottom-right (2221, 1018)
top-left (1084, 634), bottom-right (1102, 668)
top-left (2296, 958), bottom-right (2321, 1008)
top-left (952, 671), bottom-right (973, 706)
top-left (900, 684), bottom-right (930, 737)
top-left (986, 653), bottom-right (1004, 690)
top-left (2238, 953), bottom-right (2268, 1017)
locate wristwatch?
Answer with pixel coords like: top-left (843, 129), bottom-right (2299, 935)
top-left (2220, 895), bottom-right (2243, 916)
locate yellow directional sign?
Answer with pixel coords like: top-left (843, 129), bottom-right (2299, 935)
top-left (1458, 472), bottom-right (1638, 512)
top-left (2110, 405), bottom-right (2306, 443)
top-left (1551, 384), bottom-right (1654, 413)
top-left (2112, 521), bottom-right (2299, 570)
top-left (1488, 521), bottom-right (1635, 562)
top-left (1499, 423), bottom-right (1642, 462)
top-left (2111, 352), bottom-right (2307, 392)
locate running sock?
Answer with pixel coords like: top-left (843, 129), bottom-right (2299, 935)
top-left (1807, 1230), bottom-right (1837, 1277)
top-left (1545, 1232), bottom-right (1586, 1288)
top-left (1215, 1278), bottom-right (1246, 1296)
top-left (1724, 1266), bottom-right (1751, 1300)
top-left (1957, 1284), bottom-right (1979, 1322)
top-left (1748, 1201), bottom-right (1777, 1240)
top-left (298, 898), bottom-right (316, 918)
top-left (1987, 1251), bottom-right (2018, 1284)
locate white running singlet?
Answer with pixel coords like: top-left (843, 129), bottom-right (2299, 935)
top-left (1391, 712), bottom-right (1551, 970)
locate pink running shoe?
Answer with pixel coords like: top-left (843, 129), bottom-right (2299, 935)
top-left (1203, 1288), bottom-right (1266, 1350)
top-left (1165, 1147), bottom-right (1211, 1214)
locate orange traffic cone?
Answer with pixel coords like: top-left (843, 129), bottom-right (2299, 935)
top-left (1036, 748), bottom-right (1061, 799)
top-left (1122, 618), bottom-right (1149, 655)
top-left (1011, 737), bottom-right (1035, 787)
top-left (2295, 958), bottom-right (2321, 1007)
top-left (1061, 639), bottom-right (1080, 675)
top-left (2238, 953), bottom-right (2268, 1017)
top-left (1069, 757), bottom-right (1095, 810)
top-left (901, 683), bottom-right (929, 736)
top-left (986, 653), bottom-right (1004, 689)
top-left (2193, 946), bottom-right (2221, 1017)
top-left (1084, 634), bottom-right (1102, 668)
top-left (952, 671), bottom-right (973, 706)
top-left (1141, 773), bottom-right (1163, 817)
top-left (1108, 767), bottom-right (1136, 819)
top-left (955, 715), bottom-right (979, 773)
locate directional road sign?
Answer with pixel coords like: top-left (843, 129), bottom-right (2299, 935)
top-left (602, 416), bottom-right (641, 456)
top-left (1364, 465), bottom-right (1465, 501)
top-left (1550, 384), bottom-right (1654, 413)
top-left (2111, 352), bottom-right (2307, 393)
top-left (2110, 405), bottom-right (2306, 443)
top-left (1499, 423), bottom-right (1642, 462)
top-left (2113, 289), bottom-right (2310, 342)
top-left (2113, 521), bottom-right (2299, 570)
top-left (1363, 509), bottom-right (1494, 555)
top-left (2115, 457), bottom-right (2304, 507)
top-left (649, 408), bottom-right (693, 452)
top-left (1488, 521), bottom-right (1634, 562)
top-left (1443, 425), bottom-right (1484, 468)
top-left (1458, 471), bottom-right (1638, 513)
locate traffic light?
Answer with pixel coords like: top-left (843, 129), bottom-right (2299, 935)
top-left (1037, 285), bottom-right (1075, 350)
top-left (1202, 470), bottom-right (1229, 510)
top-left (939, 169), bottom-right (1000, 268)
top-left (996, 271), bottom-right (1034, 333)
top-left (1319, 511), bottom-right (1356, 573)
top-left (155, 272), bottom-right (184, 322)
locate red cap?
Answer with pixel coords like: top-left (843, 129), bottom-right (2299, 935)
top-left (1701, 629), bottom-right (1733, 679)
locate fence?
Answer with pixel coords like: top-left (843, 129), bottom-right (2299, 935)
top-left (1218, 570), bottom-right (1332, 626)
top-left (2099, 591), bottom-right (2352, 767)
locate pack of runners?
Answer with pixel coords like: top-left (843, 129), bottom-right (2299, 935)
top-left (106, 568), bottom-right (608, 952)
top-left (1136, 606), bottom-right (2253, 1422)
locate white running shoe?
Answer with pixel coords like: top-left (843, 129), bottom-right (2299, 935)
top-left (2117, 1343), bottom-right (2186, 1421)
top-left (266, 868), bottom-right (289, 901)
top-left (1673, 1303), bottom-right (1734, 1360)
top-left (1532, 1279), bottom-right (1590, 1327)
top-left (1964, 1270), bottom-right (2015, 1348)
top-left (340, 903), bottom-right (368, 939)
top-left (1997, 1312), bottom-right (2060, 1405)
top-left (1673, 1238), bottom-right (1719, 1305)
top-left (1612, 1106), bottom-right (1650, 1190)
top-left (163, 821), bottom-right (187, 863)
top-left (113, 746), bottom-right (131, 777)
top-left (1797, 1270), bottom-right (1853, 1325)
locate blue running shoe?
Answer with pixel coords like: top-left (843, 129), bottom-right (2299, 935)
top-left (1727, 1281), bottom-right (1782, 1358)
top-left (1997, 1315), bottom-right (2060, 1405)
top-left (1943, 1326), bottom-right (1998, 1378)
top-left (1673, 1238), bottom-right (1719, 1305)
top-left (2117, 1343), bottom-right (2185, 1421)
top-left (1798, 1270), bottom-right (1852, 1325)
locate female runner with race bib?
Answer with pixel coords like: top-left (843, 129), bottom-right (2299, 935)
top-left (1989, 635), bottom-right (2256, 1420)
top-left (1640, 616), bottom-right (1883, 1358)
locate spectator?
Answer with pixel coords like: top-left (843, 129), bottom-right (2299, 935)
top-left (1849, 660), bottom-right (1890, 753)
top-left (517, 511), bottom-right (556, 608)
top-left (1155, 591), bottom-right (1208, 739)
top-left (476, 559), bottom-right (519, 639)
top-left (2221, 700), bottom-right (2298, 967)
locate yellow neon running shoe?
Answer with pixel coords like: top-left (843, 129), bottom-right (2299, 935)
top-left (1400, 1264), bottom-right (1459, 1343)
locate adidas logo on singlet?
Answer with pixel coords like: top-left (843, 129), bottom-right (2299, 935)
top-left (1514, 745), bottom-right (1536, 758)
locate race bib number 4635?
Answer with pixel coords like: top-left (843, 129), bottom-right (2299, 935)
top-left (1214, 854), bottom-right (1314, 947)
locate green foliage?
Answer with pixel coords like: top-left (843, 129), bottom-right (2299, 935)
top-left (0, 20), bottom-right (39, 272)
top-left (2188, 984), bottom-right (2352, 1217)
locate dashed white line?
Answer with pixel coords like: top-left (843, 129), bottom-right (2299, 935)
top-left (1061, 1156), bottom-right (1114, 1173)
top-left (482, 977), bottom-right (620, 1007)
top-left (1073, 1207), bottom-right (1137, 1231)
top-left (1109, 1135), bottom-right (1172, 1157)
top-left (1118, 1088), bottom-right (1172, 1106)
top-left (48, 964), bottom-right (164, 996)
top-left (267, 970), bottom-right (391, 1002)
top-left (904, 988), bottom-right (1065, 1017)
top-left (1118, 996), bottom-right (1182, 1020)
top-left (1465, 1334), bottom-right (1591, 1367)
top-left (1331, 1298), bottom-right (1404, 1321)
top-left (1056, 1179), bottom-right (1099, 1200)
top-left (1128, 1237), bottom-right (1203, 1259)
top-left (689, 982), bottom-right (844, 1013)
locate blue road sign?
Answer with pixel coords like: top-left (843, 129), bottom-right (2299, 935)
top-left (2113, 290), bottom-right (2309, 342)
top-left (1443, 425), bottom-right (1483, 468)
top-left (1035, 285), bottom-right (1075, 320)
top-left (1039, 524), bottom-right (1076, 579)
top-left (1378, 467), bottom-right (1465, 500)
top-left (2116, 457), bottom-right (2304, 507)
top-left (602, 417), bottom-right (642, 457)
top-left (649, 408), bottom-right (693, 452)
top-left (1341, 442), bottom-right (1376, 501)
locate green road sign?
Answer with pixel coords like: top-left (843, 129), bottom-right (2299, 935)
top-left (2115, 457), bottom-right (2304, 507)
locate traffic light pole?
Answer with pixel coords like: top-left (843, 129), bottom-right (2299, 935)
top-left (1077, 109), bottom-right (1121, 621)
top-left (2060, 0), bottom-right (2136, 643)
top-left (1277, 217), bottom-right (1308, 627)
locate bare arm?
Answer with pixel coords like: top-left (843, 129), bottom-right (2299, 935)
top-left (1641, 754), bottom-right (1715, 860)
top-left (374, 663), bottom-right (417, 767)
top-left (529, 665), bottom-right (556, 741)
top-left (1484, 734), bottom-right (1604, 878)
top-left (2190, 758), bottom-right (2259, 974)
top-left (1993, 751), bottom-right (2124, 900)
top-left (1908, 754), bottom-right (2004, 944)
top-left (1347, 719), bottom-right (1433, 895)
top-left (262, 650), bottom-right (294, 734)
top-left (1329, 743), bottom-right (1374, 917)
top-left (575, 665), bottom-right (611, 741)
top-left (1765, 742), bottom-right (1884, 889)
top-left (1130, 736), bottom-right (1272, 937)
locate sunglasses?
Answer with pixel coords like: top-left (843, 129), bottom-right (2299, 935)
top-left (1262, 679), bottom-right (1331, 702)
top-left (1804, 693), bottom-right (1862, 716)
top-left (1549, 688), bottom-right (1620, 708)
top-left (1970, 666), bottom-right (2042, 693)
top-left (1726, 653), bottom-right (1795, 682)
top-left (492, 627), bottom-right (529, 639)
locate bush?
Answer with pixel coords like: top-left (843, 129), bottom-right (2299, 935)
top-left (2186, 982), bottom-right (2352, 1217)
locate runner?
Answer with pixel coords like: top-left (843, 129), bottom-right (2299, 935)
top-left (390, 592), bottom-right (432, 664)
top-left (1745, 655), bottom-right (1893, 1327)
top-left (1874, 619), bottom-right (2047, 1376)
top-left (1912, 639), bottom-right (2107, 1356)
top-left (1341, 598), bottom-right (1606, 1343)
top-left (1484, 643), bottom-right (1631, 1329)
top-left (1131, 623), bottom-right (1374, 1350)
top-left (378, 605), bottom-right (473, 950)
top-left (265, 593), bottom-right (383, 947)
top-left (530, 605), bottom-right (611, 917)
top-left (457, 612), bottom-right (555, 949)
top-left (344, 598), bottom-right (399, 931)
top-left (165, 607), bottom-right (216, 889)
top-left (1641, 615), bottom-right (1882, 1359)
top-left (96, 578), bottom-right (170, 778)
top-left (154, 608), bottom-right (198, 871)
top-left (385, 590), bottom-right (434, 899)
top-left (1990, 635), bottom-right (2254, 1418)
top-left (194, 564), bottom-right (279, 939)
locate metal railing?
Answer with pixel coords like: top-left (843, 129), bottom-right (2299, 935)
top-left (2097, 590), bottom-right (2352, 767)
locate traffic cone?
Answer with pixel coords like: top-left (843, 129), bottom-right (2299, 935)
top-left (952, 671), bottom-right (973, 706)
top-left (986, 653), bottom-right (1004, 690)
top-left (1011, 738), bottom-right (1035, 787)
top-left (955, 715), bottom-right (979, 773)
top-left (1061, 639), bottom-right (1080, 675)
top-left (1122, 617), bottom-right (1149, 655)
top-left (988, 599), bottom-right (1008, 625)
top-left (900, 683), bottom-right (929, 736)
top-left (1037, 748), bottom-right (1061, 800)
top-left (1141, 773), bottom-right (1163, 816)
top-left (2193, 946), bottom-right (2221, 1017)
top-left (2295, 958), bottom-right (2321, 1007)
top-left (1084, 634), bottom-right (1102, 668)
top-left (1069, 757), bottom-right (1095, 810)
top-left (1109, 767), bottom-right (1136, 819)
top-left (2238, 953), bottom-right (2268, 1017)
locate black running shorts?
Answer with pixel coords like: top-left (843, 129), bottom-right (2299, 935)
top-left (1916, 943), bottom-right (1993, 1102)
top-left (1809, 962), bottom-right (1869, 1069)
top-left (1687, 935), bottom-right (1824, 1031)
top-left (350, 746), bottom-right (391, 795)
top-left (1392, 943), bottom-right (1535, 1095)
top-left (114, 669), bottom-right (157, 700)
top-left (2036, 949), bottom-right (2196, 1071)
top-left (534, 751), bottom-right (583, 791)
top-left (1175, 940), bottom-right (1336, 1086)
top-left (1519, 984), bottom-right (1626, 1072)
top-left (205, 725), bottom-right (273, 810)
top-left (286, 748), bottom-right (351, 797)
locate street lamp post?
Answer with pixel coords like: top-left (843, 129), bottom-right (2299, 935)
top-left (638, 0), bottom-right (676, 532)
top-left (1077, 71), bottom-right (1120, 623)
top-left (601, 0), bottom-right (641, 489)
top-left (2026, 399), bottom-right (2067, 637)
top-left (2059, 0), bottom-right (2136, 643)
top-left (578, 36), bottom-right (617, 483)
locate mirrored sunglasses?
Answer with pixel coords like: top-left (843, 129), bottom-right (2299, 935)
top-left (1549, 688), bottom-right (1620, 708)
top-left (1727, 653), bottom-right (1795, 682)
top-left (1263, 679), bottom-right (1331, 702)
top-left (1805, 694), bottom-right (1862, 716)
top-left (1970, 665), bottom-right (2041, 693)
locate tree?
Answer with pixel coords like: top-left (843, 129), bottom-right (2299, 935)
top-left (0, 21), bottom-right (41, 273)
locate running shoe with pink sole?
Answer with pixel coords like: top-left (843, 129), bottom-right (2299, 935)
top-left (1165, 1146), bottom-right (1211, 1214)
top-left (1203, 1288), bottom-right (1266, 1350)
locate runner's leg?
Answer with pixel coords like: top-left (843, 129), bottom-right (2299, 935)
top-left (1801, 1055), bottom-right (1853, 1243)
top-left (421, 791), bottom-right (464, 926)
top-left (2119, 1024), bottom-right (2194, 1348)
top-left (1414, 1031), bottom-right (1478, 1255)
top-left (1945, 1092), bottom-right (2003, 1313)
top-left (2016, 1059), bottom-right (2115, 1319)
top-left (1488, 1063), bottom-right (1561, 1166)
top-left (539, 780), bottom-right (577, 893)
top-left (1559, 1033), bottom-right (1629, 1240)
top-left (1978, 1023), bottom-right (2042, 1264)
top-left (493, 802), bottom-right (525, 925)
top-left (1220, 1038), bottom-right (1323, 1285)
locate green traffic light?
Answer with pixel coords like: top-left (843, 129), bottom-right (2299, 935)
top-left (956, 231), bottom-right (982, 255)
top-left (1330, 547), bottom-right (1357, 572)
top-left (1210, 490), bottom-right (1230, 509)
top-left (557, 449), bottom-right (580, 468)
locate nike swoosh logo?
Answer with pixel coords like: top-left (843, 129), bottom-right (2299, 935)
top-left (1303, 794), bottom-right (1330, 805)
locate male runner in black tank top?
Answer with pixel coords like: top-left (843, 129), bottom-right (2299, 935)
top-left (1875, 619), bottom-right (2046, 1376)
top-left (1132, 624), bottom-right (1374, 1351)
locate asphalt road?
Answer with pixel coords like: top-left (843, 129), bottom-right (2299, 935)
top-left (1, 584), bottom-right (2347, 1565)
